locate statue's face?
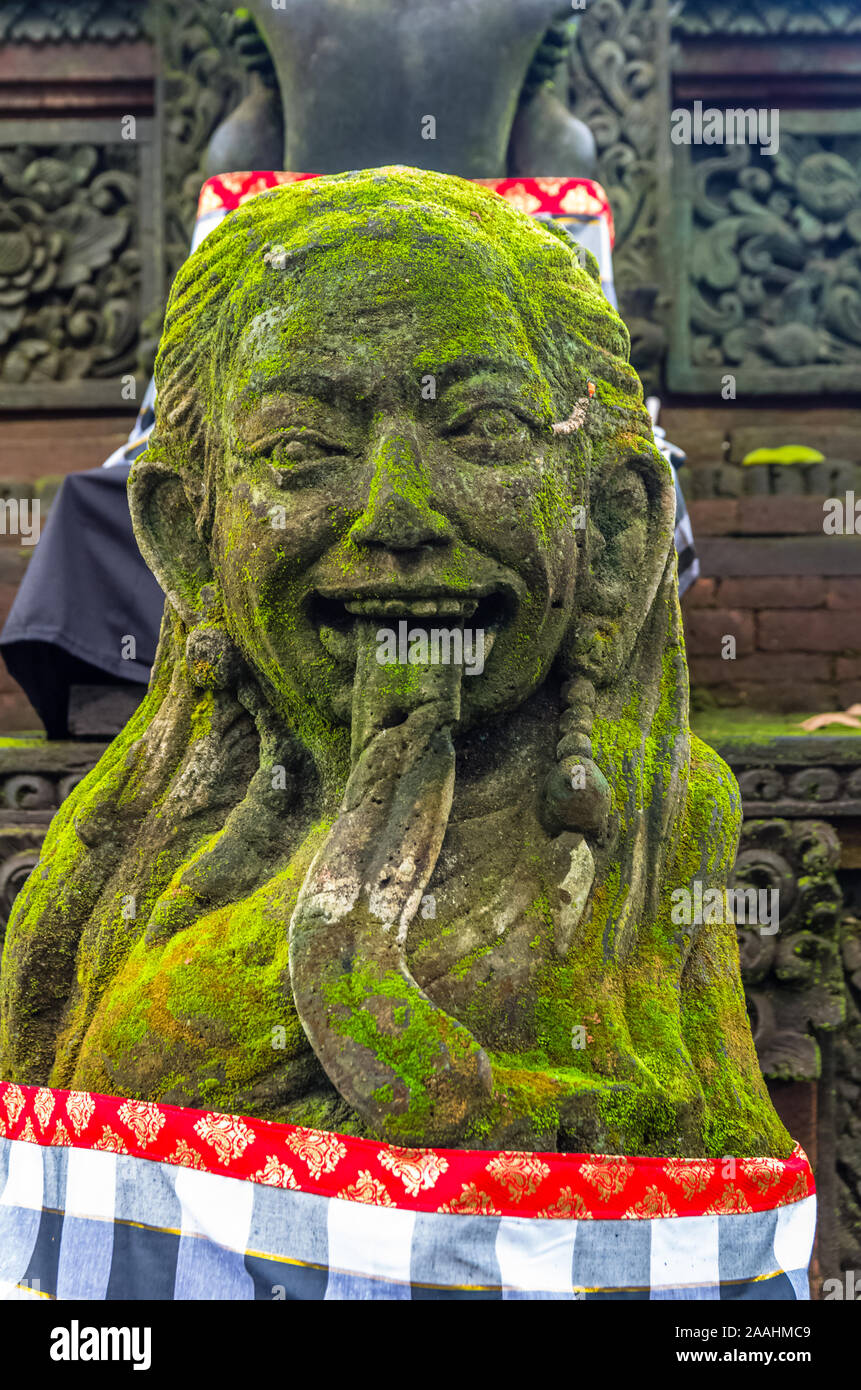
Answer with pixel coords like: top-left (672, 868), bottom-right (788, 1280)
top-left (212, 217), bottom-right (585, 730)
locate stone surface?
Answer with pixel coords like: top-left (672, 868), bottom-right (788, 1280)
top-left (207, 0), bottom-right (596, 185)
top-left (0, 168), bottom-right (789, 1157)
top-left (690, 498), bottom-right (839, 536)
top-left (827, 580), bottom-right (861, 610)
top-left (0, 136), bottom-right (158, 407)
top-left (67, 685), bottom-right (145, 739)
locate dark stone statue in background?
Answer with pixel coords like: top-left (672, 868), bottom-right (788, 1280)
top-left (0, 168), bottom-right (789, 1158)
top-left (205, 0), bottom-right (596, 180)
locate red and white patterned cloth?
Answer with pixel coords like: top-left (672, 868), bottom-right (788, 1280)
top-left (195, 170), bottom-right (613, 235)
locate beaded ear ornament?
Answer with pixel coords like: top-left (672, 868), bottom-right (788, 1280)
top-left (541, 676), bottom-right (611, 840)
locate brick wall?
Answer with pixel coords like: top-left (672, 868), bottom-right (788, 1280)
top-left (682, 498), bottom-right (861, 714)
top-left (658, 402), bottom-right (861, 716)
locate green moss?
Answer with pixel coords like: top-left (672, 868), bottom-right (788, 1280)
top-left (742, 445), bottom-right (825, 466)
top-left (450, 941), bottom-right (495, 980)
top-left (319, 960), bottom-right (487, 1140)
top-left (692, 707), bottom-right (861, 743)
top-left (68, 865), bottom-right (308, 1112)
top-left (190, 690), bottom-right (215, 740)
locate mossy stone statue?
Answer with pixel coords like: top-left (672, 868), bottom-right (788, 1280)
top-left (0, 169), bottom-right (790, 1158)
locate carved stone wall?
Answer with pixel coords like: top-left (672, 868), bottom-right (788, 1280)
top-left (732, 815), bottom-right (848, 1283)
top-left (566, 1), bottom-right (861, 397)
top-left (714, 728), bottom-right (861, 1290)
top-left (5, 1), bottom-right (859, 402)
top-left (0, 2), bottom-right (254, 397)
top-left (668, 118), bottom-right (861, 395)
top-left (676, 0), bottom-right (861, 38)
top-left (668, 3), bottom-right (861, 395)
top-left (567, 0), bottom-right (670, 392)
top-left (735, 818), bottom-right (845, 1082)
top-left (0, 3), bottom-right (160, 406)
top-left (0, 131), bottom-right (156, 406)
top-left (0, 2), bottom-right (147, 43)
top-left (0, 740), bottom-right (105, 955)
top-left (156, 0), bottom-right (248, 284)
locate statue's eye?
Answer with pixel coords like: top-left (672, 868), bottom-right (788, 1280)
top-left (242, 426), bottom-right (352, 483)
top-left (267, 428), bottom-right (350, 464)
top-left (446, 406), bottom-right (534, 462)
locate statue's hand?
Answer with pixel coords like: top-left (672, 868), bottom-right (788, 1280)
top-left (289, 695), bottom-right (492, 1145)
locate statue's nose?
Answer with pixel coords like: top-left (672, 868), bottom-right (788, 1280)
top-left (349, 431), bottom-right (453, 551)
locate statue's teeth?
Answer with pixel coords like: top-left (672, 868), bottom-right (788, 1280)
top-left (343, 597), bottom-right (470, 618)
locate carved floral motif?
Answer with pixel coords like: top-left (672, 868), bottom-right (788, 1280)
top-left (159, 1), bottom-right (247, 280)
top-left (0, 0), bottom-right (146, 43)
top-left (685, 138), bottom-right (861, 379)
top-left (734, 819), bottom-right (845, 1080)
top-left (675, 0), bottom-right (861, 37)
top-left (567, 0), bottom-right (667, 389)
top-left (0, 145), bottom-right (140, 384)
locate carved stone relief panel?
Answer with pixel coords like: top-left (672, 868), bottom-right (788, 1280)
top-left (0, 743), bottom-right (104, 953)
top-left (0, 1), bottom-right (148, 43)
top-left (0, 119), bottom-right (160, 408)
top-left (735, 818), bottom-right (845, 1081)
top-left (675, 0), bottom-right (861, 38)
top-left (0, 830), bottom-right (45, 961)
top-left (668, 112), bottom-right (861, 394)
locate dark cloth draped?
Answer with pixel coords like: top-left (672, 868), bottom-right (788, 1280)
top-left (0, 465), bottom-right (163, 736)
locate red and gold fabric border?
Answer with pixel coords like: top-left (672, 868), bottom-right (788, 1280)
top-left (195, 172), bottom-right (615, 246)
top-left (0, 1082), bottom-right (812, 1220)
top-left (196, 169), bottom-right (319, 217)
top-left (472, 177), bottom-right (614, 243)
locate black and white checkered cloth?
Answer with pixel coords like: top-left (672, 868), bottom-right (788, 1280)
top-left (0, 1135), bottom-right (814, 1301)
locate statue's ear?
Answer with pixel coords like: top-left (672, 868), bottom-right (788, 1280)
top-left (569, 442), bottom-right (676, 683)
top-left (128, 457), bottom-right (214, 625)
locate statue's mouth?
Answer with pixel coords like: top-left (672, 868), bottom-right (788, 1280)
top-left (309, 584), bottom-right (514, 664)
